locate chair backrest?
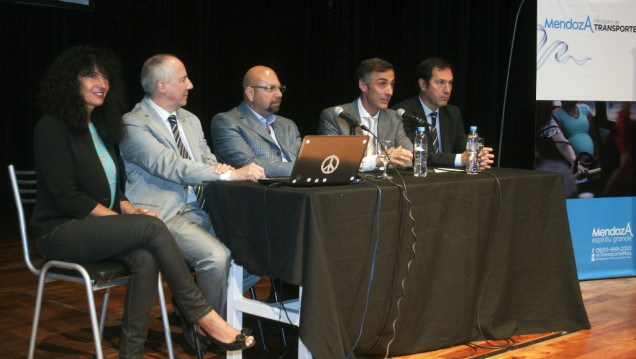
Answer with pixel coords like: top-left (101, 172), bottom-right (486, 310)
top-left (8, 165), bottom-right (40, 276)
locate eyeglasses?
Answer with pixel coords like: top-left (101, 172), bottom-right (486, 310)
top-left (250, 85), bottom-right (286, 93)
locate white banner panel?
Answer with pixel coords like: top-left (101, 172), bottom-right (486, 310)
top-left (537, 0), bottom-right (636, 101)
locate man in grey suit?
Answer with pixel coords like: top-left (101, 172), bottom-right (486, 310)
top-left (211, 66), bottom-right (302, 177)
top-left (318, 58), bottom-right (413, 171)
top-left (392, 57), bottom-right (494, 168)
top-left (119, 54), bottom-right (264, 349)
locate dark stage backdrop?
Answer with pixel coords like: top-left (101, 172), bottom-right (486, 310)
top-left (0, 0), bottom-right (536, 209)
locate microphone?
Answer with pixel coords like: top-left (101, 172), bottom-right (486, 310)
top-left (333, 107), bottom-right (399, 170)
top-left (334, 106), bottom-right (370, 132)
top-left (396, 108), bottom-right (428, 128)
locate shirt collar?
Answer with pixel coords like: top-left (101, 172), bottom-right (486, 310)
top-left (246, 106), bottom-right (276, 127)
top-left (147, 96), bottom-right (177, 123)
top-left (357, 97), bottom-right (379, 119)
top-left (418, 97), bottom-right (437, 118)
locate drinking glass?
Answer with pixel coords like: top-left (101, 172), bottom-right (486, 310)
top-left (378, 139), bottom-right (393, 179)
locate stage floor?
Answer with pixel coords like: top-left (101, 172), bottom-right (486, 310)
top-left (0, 210), bottom-right (634, 358)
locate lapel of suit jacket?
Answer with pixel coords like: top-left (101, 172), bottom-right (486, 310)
top-left (270, 120), bottom-right (298, 161)
top-left (140, 98), bottom-right (181, 154)
top-left (238, 103), bottom-right (296, 161)
top-left (238, 102), bottom-right (276, 145)
top-left (438, 106), bottom-right (452, 151)
top-left (415, 96), bottom-right (446, 149)
top-left (354, 99), bottom-right (389, 141)
top-left (176, 109), bottom-right (204, 162)
top-left (412, 96), bottom-right (435, 140)
top-left (376, 109), bottom-right (392, 142)
top-left (412, 95), bottom-right (427, 118)
top-left (347, 100), bottom-right (364, 136)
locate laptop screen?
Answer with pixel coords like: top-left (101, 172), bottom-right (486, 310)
top-left (268, 135), bottom-right (369, 186)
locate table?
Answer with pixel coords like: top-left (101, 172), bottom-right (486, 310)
top-left (204, 168), bottom-right (590, 358)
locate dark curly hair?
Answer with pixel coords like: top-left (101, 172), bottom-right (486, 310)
top-left (38, 46), bottom-right (127, 143)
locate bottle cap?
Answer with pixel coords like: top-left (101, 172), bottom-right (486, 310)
top-left (470, 126), bottom-right (477, 131)
top-left (417, 127), bottom-right (425, 131)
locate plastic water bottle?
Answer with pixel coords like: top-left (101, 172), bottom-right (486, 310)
top-left (413, 126), bottom-right (428, 177)
top-left (465, 126), bottom-right (479, 175)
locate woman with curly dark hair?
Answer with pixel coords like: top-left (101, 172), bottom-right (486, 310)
top-left (38, 46), bottom-right (127, 143)
top-left (31, 46), bottom-right (254, 358)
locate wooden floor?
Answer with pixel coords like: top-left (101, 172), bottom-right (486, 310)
top-left (1, 209), bottom-right (635, 358)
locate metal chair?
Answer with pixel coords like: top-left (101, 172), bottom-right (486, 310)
top-left (8, 165), bottom-right (174, 359)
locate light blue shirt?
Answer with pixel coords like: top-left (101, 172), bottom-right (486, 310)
top-left (88, 122), bottom-right (116, 209)
top-left (246, 106), bottom-right (289, 162)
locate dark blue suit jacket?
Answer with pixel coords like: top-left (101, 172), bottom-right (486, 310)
top-left (392, 95), bottom-right (466, 167)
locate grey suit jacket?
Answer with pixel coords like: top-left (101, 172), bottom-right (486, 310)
top-left (392, 95), bottom-right (466, 167)
top-left (318, 98), bottom-right (413, 151)
top-left (120, 96), bottom-right (221, 221)
top-left (211, 102), bottom-right (302, 178)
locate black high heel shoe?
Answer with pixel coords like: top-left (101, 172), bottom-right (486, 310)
top-left (199, 327), bottom-right (256, 351)
top-left (172, 298), bottom-right (208, 353)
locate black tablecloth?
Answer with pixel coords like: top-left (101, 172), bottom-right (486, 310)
top-left (204, 168), bottom-right (590, 358)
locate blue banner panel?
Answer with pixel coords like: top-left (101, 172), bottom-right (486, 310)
top-left (567, 196), bottom-right (635, 279)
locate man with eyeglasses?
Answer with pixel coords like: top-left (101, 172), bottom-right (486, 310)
top-left (391, 57), bottom-right (494, 168)
top-left (318, 58), bottom-right (413, 171)
top-left (211, 65), bottom-right (302, 178)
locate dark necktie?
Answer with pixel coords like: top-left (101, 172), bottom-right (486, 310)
top-left (168, 115), bottom-right (206, 210)
top-left (430, 112), bottom-right (439, 153)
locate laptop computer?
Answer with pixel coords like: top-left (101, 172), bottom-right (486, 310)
top-left (259, 135), bottom-right (369, 186)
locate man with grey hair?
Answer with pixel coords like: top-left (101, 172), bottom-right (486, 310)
top-left (119, 54), bottom-right (264, 351)
top-left (318, 58), bottom-right (413, 171)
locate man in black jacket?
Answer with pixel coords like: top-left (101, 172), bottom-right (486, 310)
top-left (392, 57), bottom-right (494, 168)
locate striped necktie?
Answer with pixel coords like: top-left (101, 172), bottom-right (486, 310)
top-left (168, 115), bottom-right (206, 210)
top-left (430, 112), bottom-right (439, 153)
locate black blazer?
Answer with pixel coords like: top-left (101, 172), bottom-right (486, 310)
top-left (392, 95), bottom-right (467, 167)
top-left (31, 115), bottom-right (127, 237)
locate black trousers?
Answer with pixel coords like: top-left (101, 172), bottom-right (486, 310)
top-left (37, 214), bottom-right (213, 359)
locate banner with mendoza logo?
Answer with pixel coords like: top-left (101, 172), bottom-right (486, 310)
top-left (567, 197), bottom-right (635, 279)
top-left (537, 0), bottom-right (636, 101)
top-left (536, 0), bottom-right (636, 279)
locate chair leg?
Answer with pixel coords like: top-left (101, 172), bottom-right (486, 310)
top-left (227, 262), bottom-right (244, 359)
top-left (248, 286), bottom-right (268, 351)
top-left (29, 268), bottom-right (105, 359)
top-left (98, 288), bottom-right (111, 339)
top-left (27, 273), bottom-right (48, 359)
top-left (80, 274), bottom-right (105, 359)
top-left (156, 275), bottom-right (175, 359)
top-left (192, 323), bottom-right (204, 359)
top-left (280, 326), bottom-right (288, 347)
top-left (269, 278), bottom-right (289, 348)
top-left (298, 338), bottom-right (311, 359)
